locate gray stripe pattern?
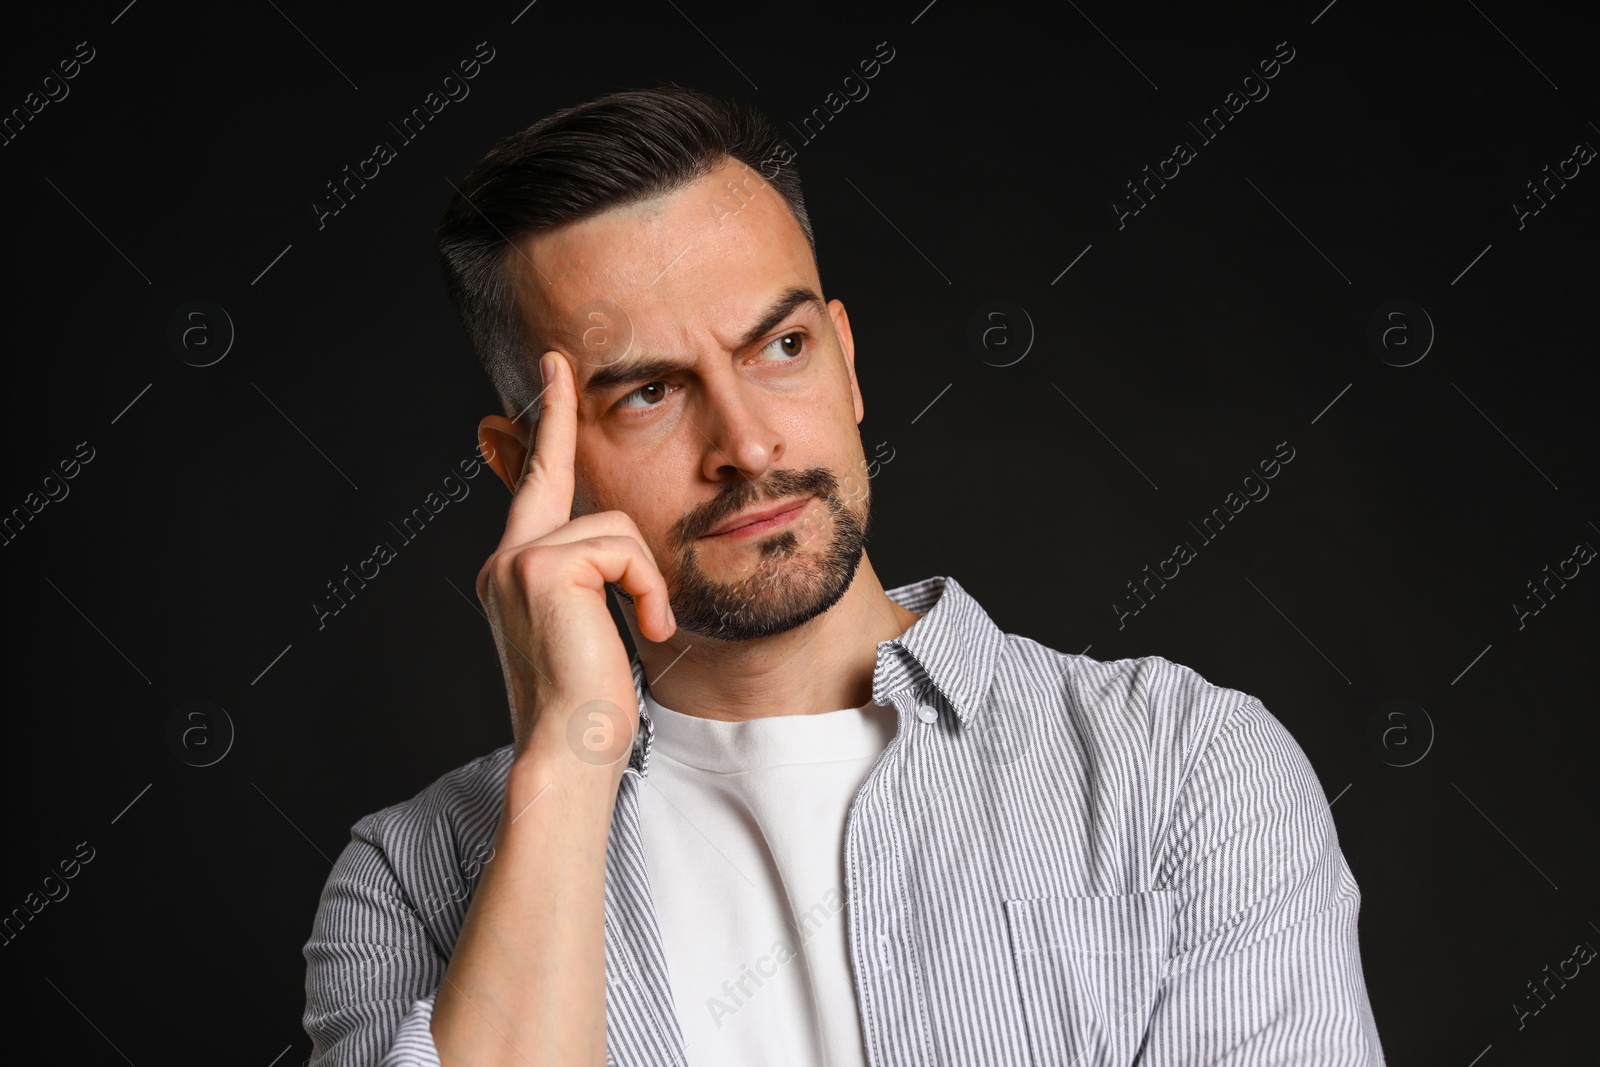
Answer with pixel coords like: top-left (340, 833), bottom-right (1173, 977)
top-left (303, 575), bottom-right (1385, 1065)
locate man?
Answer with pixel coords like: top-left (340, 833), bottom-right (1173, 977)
top-left (302, 86), bottom-right (1385, 1066)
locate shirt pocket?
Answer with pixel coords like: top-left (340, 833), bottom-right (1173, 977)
top-left (1004, 890), bottom-right (1175, 1067)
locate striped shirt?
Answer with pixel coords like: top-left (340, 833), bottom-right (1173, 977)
top-left (303, 575), bottom-right (1386, 1065)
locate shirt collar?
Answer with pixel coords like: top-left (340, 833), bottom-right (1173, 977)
top-left (627, 575), bottom-right (1005, 777)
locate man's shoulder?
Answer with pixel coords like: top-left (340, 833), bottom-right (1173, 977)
top-left (922, 577), bottom-right (1263, 753)
top-left (994, 633), bottom-right (1265, 762)
top-left (348, 744), bottom-right (516, 867)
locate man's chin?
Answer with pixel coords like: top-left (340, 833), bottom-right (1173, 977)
top-left (643, 485), bottom-right (871, 643)
top-left (669, 543), bottom-right (863, 642)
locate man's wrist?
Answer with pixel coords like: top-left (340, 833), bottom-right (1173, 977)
top-left (506, 724), bottom-right (629, 818)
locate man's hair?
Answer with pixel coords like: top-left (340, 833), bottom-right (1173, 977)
top-left (434, 85), bottom-right (816, 423)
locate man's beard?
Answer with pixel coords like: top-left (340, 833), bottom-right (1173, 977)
top-left (615, 466), bottom-right (870, 642)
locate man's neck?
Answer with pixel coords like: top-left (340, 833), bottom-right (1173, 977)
top-left (627, 555), bottom-right (922, 722)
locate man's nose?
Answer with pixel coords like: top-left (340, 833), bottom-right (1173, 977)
top-left (698, 376), bottom-right (784, 484)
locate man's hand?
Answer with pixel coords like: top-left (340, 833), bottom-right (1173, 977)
top-left (432, 350), bottom-right (674, 1067)
top-left (474, 350), bottom-right (676, 764)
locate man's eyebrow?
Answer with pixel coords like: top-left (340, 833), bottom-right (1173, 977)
top-left (581, 356), bottom-right (694, 398)
top-left (736, 285), bottom-right (827, 351)
top-left (579, 286), bottom-right (827, 397)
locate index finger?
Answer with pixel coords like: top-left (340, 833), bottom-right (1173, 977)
top-left (499, 350), bottom-right (577, 550)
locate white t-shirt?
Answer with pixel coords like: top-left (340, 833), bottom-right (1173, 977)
top-left (637, 685), bottom-right (897, 1067)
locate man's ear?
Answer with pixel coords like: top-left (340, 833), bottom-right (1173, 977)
top-left (828, 298), bottom-right (864, 425)
top-left (478, 415), bottom-right (530, 493)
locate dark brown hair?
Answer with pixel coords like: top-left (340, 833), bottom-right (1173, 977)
top-left (434, 85), bottom-right (814, 422)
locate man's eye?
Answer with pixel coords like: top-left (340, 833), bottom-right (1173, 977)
top-left (617, 381), bottom-right (673, 409)
top-left (758, 333), bottom-right (807, 361)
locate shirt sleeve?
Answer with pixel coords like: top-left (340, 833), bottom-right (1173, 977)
top-left (1144, 696), bottom-right (1386, 1065)
top-left (303, 811), bottom-right (448, 1067)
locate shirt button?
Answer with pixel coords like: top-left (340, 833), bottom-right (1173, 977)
top-left (915, 703), bottom-right (938, 724)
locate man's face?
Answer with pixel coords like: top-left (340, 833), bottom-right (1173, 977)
top-left (515, 158), bottom-right (872, 641)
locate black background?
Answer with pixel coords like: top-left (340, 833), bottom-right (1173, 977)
top-left (2, 0), bottom-right (1595, 1062)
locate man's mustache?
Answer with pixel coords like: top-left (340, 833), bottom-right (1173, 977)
top-left (672, 467), bottom-right (841, 545)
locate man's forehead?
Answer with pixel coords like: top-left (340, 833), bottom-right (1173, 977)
top-left (521, 161), bottom-right (818, 365)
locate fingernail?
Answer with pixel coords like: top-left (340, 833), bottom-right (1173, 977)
top-left (540, 354), bottom-right (554, 381)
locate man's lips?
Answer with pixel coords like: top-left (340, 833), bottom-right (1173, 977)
top-left (703, 497), bottom-right (811, 538)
